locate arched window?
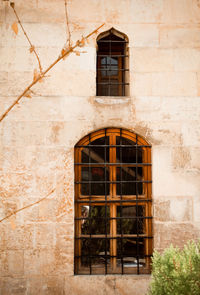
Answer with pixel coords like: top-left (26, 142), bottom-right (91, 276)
top-left (96, 28), bottom-right (129, 96)
top-left (74, 128), bottom-right (152, 275)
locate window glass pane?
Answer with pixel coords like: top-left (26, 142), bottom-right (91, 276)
top-left (117, 206), bottom-right (145, 234)
top-left (81, 167), bottom-right (109, 195)
top-left (81, 137), bottom-right (109, 163)
top-left (116, 166), bottom-right (143, 195)
top-left (116, 137), bottom-right (143, 163)
top-left (101, 57), bottom-right (118, 76)
top-left (98, 81), bottom-right (119, 96)
top-left (81, 238), bottom-right (109, 267)
top-left (117, 238), bottom-right (145, 267)
top-left (81, 137), bottom-right (110, 196)
top-left (81, 206), bottom-right (110, 235)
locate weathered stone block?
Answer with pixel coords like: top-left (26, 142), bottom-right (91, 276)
top-left (3, 224), bottom-right (34, 250)
top-left (181, 121), bottom-right (200, 146)
top-left (190, 147), bottom-right (200, 170)
top-left (154, 200), bottom-right (170, 222)
top-left (173, 48), bottom-right (200, 72)
top-left (130, 24), bottom-right (159, 47)
top-left (130, 0), bottom-right (164, 23)
top-left (160, 96), bottom-right (200, 121)
top-left (16, 0), bottom-right (65, 24)
top-left (7, 250), bottom-right (24, 276)
top-left (31, 69), bottom-right (96, 97)
top-left (55, 223), bottom-right (73, 252)
top-left (0, 251), bottom-right (8, 276)
top-left (172, 146), bottom-right (191, 170)
top-left (24, 249), bottom-right (56, 276)
top-left (0, 45), bottom-right (35, 73)
top-left (131, 73), bottom-right (153, 96)
top-left (64, 276), bottom-right (106, 295)
top-left (151, 72), bottom-right (197, 96)
top-left (0, 277), bottom-right (27, 295)
top-left (115, 276), bottom-right (151, 295)
top-left (20, 197), bottom-right (39, 223)
top-left (162, 0), bottom-right (200, 24)
top-left (154, 222), bottom-right (200, 250)
top-left (132, 72), bottom-right (197, 96)
top-left (154, 198), bottom-right (193, 222)
top-left (193, 197), bottom-right (200, 222)
top-left (69, 0), bottom-right (104, 23)
top-left (37, 199), bottom-right (57, 223)
top-left (132, 48), bottom-right (174, 72)
top-left (159, 25), bottom-right (200, 48)
top-left (104, 0), bottom-right (132, 24)
top-left (34, 223), bottom-right (56, 248)
top-left (26, 275), bottom-right (65, 295)
top-left (0, 171), bottom-right (35, 199)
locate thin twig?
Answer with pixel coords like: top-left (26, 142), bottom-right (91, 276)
top-left (0, 23), bottom-right (104, 123)
top-left (10, 2), bottom-right (43, 73)
top-left (64, 0), bottom-right (71, 47)
top-left (0, 188), bottom-right (55, 223)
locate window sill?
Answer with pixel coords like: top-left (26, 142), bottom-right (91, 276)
top-left (74, 273), bottom-right (152, 278)
top-left (94, 96), bottom-right (131, 105)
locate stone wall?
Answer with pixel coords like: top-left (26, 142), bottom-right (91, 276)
top-left (0, 0), bottom-right (200, 294)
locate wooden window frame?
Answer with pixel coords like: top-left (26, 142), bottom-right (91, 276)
top-left (74, 128), bottom-right (152, 275)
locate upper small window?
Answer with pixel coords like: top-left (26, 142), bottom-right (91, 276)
top-left (96, 28), bottom-right (129, 97)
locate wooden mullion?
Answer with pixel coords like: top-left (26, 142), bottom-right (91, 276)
top-left (76, 147), bottom-right (84, 272)
top-left (118, 57), bottom-right (122, 95)
top-left (147, 147), bottom-right (152, 269)
top-left (109, 134), bottom-right (117, 270)
top-left (143, 146), bottom-right (152, 269)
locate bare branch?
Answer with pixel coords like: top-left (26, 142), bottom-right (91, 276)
top-left (0, 188), bottom-right (55, 224)
top-left (0, 23), bottom-right (104, 123)
top-left (10, 2), bottom-right (43, 73)
top-left (64, 0), bottom-right (71, 47)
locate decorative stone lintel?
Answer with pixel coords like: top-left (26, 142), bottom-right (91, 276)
top-left (94, 96), bottom-right (131, 105)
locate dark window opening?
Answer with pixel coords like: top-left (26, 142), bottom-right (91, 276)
top-left (74, 128), bottom-right (152, 275)
top-left (96, 29), bottom-right (129, 96)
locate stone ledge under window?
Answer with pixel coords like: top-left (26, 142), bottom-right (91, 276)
top-left (94, 96), bottom-right (131, 105)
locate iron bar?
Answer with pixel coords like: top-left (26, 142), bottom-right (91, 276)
top-left (75, 180), bottom-right (152, 184)
top-left (75, 199), bottom-right (152, 204)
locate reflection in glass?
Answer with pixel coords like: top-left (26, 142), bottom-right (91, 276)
top-left (117, 238), bottom-right (145, 267)
top-left (116, 137), bottom-right (143, 163)
top-left (101, 57), bottom-right (118, 76)
top-left (116, 166), bottom-right (143, 195)
top-left (116, 137), bottom-right (143, 195)
top-left (81, 206), bottom-right (110, 235)
top-left (117, 206), bottom-right (145, 234)
top-left (81, 238), bottom-right (109, 267)
top-left (81, 137), bottom-right (109, 163)
top-left (81, 167), bottom-right (109, 195)
top-left (81, 137), bottom-right (110, 196)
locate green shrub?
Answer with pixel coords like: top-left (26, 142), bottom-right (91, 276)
top-left (148, 240), bottom-right (200, 295)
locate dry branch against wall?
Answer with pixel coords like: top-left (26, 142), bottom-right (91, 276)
top-left (0, 188), bottom-right (55, 223)
top-left (0, 23), bottom-right (104, 123)
top-left (10, 2), bottom-right (43, 73)
top-left (64, 0), bottom-right (71, 47)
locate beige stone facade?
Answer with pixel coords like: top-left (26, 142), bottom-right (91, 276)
top-left (0, 0), bottom-right (200, 294)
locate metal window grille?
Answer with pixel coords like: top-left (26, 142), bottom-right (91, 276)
top-left (96, 29), bottom-right (129, 96)
top-left (74, 128), bottom-right (152, 275)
